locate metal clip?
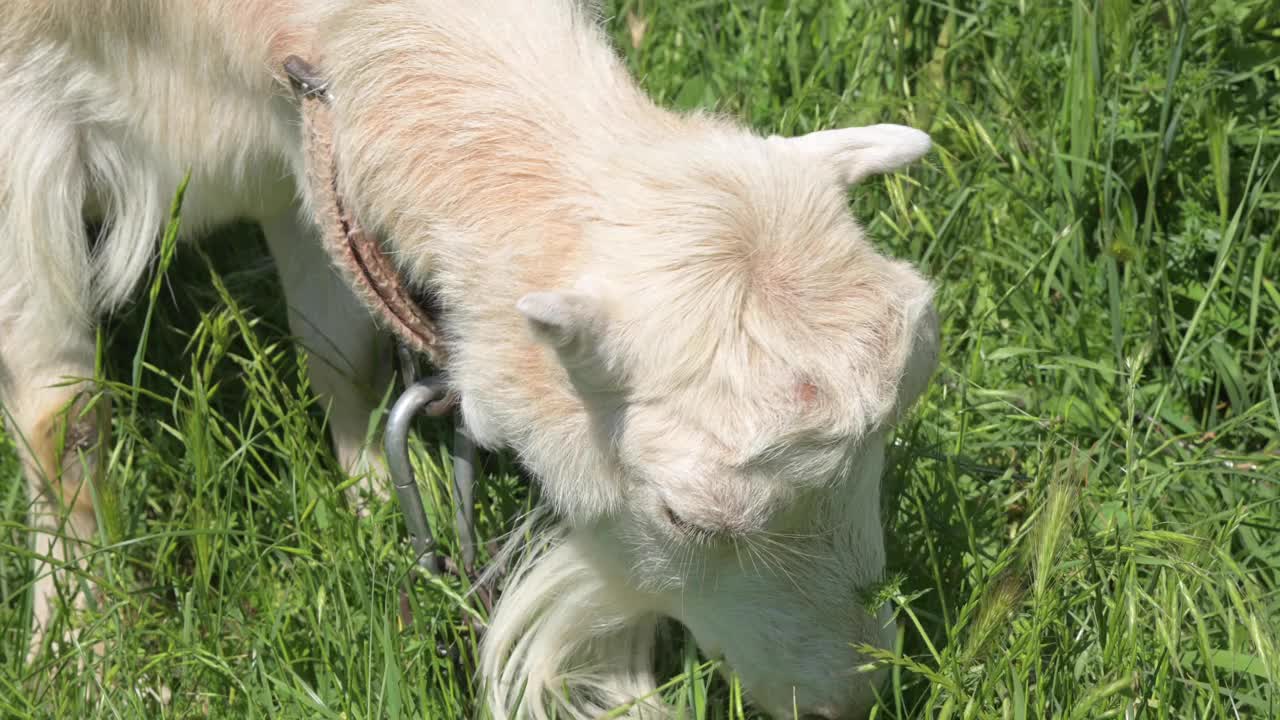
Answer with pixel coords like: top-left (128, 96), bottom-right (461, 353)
top-left (385, 376), bottom-right (450, 573)
top-left (384, 351), bottom-right (477, 576)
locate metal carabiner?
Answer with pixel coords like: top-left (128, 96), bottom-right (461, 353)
top-left (384, 350), bottom-right (478, 576)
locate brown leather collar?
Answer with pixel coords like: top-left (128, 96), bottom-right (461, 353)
top-left (283, 55), bottom-right (451, 374)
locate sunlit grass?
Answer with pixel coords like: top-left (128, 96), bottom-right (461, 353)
top-left (2, 1), bottom-right (1277, 718)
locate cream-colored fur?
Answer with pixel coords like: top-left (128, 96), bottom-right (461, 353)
top-left (1, 2), bottom-right (939, 718)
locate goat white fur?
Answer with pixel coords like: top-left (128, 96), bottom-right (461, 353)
top-left (1, 2), bottom-right (939, 718)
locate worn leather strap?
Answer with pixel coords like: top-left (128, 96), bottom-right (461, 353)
top-left (283, 55), bottom-right (452, 378)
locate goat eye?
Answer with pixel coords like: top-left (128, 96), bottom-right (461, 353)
top-left (661, 502), bottom-right (714, 541)
top-left (662, 503), bottom-right (690, 530)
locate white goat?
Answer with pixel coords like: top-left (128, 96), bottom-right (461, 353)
top-left (0, 1), bottom-right (939, 718)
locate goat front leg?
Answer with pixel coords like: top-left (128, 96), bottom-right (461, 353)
top-left (261, 209), bottom-right (397, 511)
top-left (18, 381), bottom-right (109, 664)
top-left (0, 111), bottom-right (109, 664)
top-left (0, 293), bottom-right (106, 664)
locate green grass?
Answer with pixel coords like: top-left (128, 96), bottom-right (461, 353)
top-left (3, 0), bottom-right (1279, 717)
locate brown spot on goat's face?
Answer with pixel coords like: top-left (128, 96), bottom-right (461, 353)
top-left (796, 381), bottom-right (820, 408)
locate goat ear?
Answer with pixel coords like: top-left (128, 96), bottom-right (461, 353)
top-left (517, 290), bottom-right (616, 391)
top-left (774, 124), bottom-right (931, 186)
top-left (517, 291), bottom-right (601, 347)
top-left (869, 267), bottom-right (940, 431)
